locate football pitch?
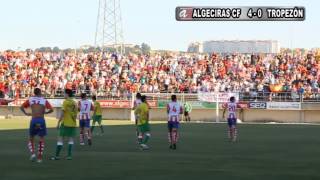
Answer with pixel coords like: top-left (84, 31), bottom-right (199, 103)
top-left (0, 119), bottom-right (320, 180)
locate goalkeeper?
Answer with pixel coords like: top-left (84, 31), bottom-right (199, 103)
top-left (183, 102), bottom-right (192, 122)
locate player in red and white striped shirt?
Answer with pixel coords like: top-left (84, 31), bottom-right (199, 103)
top-left (167, 95), bottom-right (183, 150)
top-left (78, 93), bottom-right (94, 146)
top-left (223, 96), bottom-right (238, 142)
top-left (20, 88), bottom-right (53, 162)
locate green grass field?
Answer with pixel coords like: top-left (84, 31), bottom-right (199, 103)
top-left (0, 119), bottom-right (320, 180)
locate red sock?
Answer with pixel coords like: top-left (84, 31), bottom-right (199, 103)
top-left (175, 131), bottom-right (179, 143)
top-left (28, 139), bottom-right (35, 154)
top-left (172, 131), bottom-right (177, 144)
top-left (228, 128), bottom-right (232, 139)
top-left (168, 132), bottom-right (172, 143)
top-left (80, 132), bottom-right (84, 143)
top-left (37, 139), bottom-right (45, 160)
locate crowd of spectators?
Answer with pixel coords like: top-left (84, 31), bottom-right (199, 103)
top-left (0, 49), bottom-right (319, 100)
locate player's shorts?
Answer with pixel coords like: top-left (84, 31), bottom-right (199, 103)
top-left (79, 119), bottom-right (91, 128)
top-left (92, 115), bottom-right (102, 124)
top-left (184, 111), bottom-right (189, 116)
top-left (137, 123), bottom-right (150, 133)
top-left (29, 117), bottom-right (47, 137)
top-left (59, 124), bottom-right (77, 137)
top-left (168, 121), bottom-right (179, 130)
top-left (227, 118), bottom-right (237, 127)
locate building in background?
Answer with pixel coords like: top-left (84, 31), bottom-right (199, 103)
top-left (188, 40), bottom-right (279, 54)
top-left (187, 42), bottom-right (203, 53)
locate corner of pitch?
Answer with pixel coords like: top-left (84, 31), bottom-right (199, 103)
top-left (266, 7), bottom-right (305, 20)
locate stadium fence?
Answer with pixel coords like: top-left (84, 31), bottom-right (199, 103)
top-left (16, 89), bottom-right (320, 102)
top-left (2, 91), bottom-right (320, 123)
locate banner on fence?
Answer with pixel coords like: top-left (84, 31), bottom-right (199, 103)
top-left (249, 102), bottom-right (267, 109)
top-left (8, 99), bottom-right (157, 108)
top-left (157, 100), bottom-right (217, 109)
top-left (198, 92), bottom-right (239, 103)
top-left (189, 101), bottom-right (217, 109)
top-left (237, 102), bottom-right (249, 109)
top-left (266, 102), bottom-right (301, 110)
top-left (219, 102), bottom-right (248, 109)
top-left (9, 99), bottom-right (66, 107)
top-left (48, 99), bottom-right (64, 107)
top-left (99, 100), bottom-right (157, 108)
top-left (98, 100), bottom-right (131, 108)
top-left (8, 99), bottom-right (25, 106)
top-left (157, 100), bottom-right (169, 108)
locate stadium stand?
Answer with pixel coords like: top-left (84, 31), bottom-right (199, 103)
top-left (0, 50), bottom-right (320, 102)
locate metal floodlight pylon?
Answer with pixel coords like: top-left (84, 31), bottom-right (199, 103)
top-left (94, 0), bottom-right (124, 54)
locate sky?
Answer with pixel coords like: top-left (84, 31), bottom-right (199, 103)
top-left (0, 0), bottom-right (319, 51)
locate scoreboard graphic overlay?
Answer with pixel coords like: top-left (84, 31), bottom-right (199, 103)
top-left (176, 6), bottom-right (305, 21)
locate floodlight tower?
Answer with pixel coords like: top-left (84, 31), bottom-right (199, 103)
top-left (94, 0), bottom-right (124, 54)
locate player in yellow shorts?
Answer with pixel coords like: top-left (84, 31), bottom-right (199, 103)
top-left (91, 95), bottom-right (104, 135)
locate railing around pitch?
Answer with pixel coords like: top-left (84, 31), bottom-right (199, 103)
top-left (17, 90), bottom-right (132, 100)
top-left (143, 92), bottom-right (301, 102)
top-left (9, 89), bottom-right (320, 102)
top-left (239, 92), bottom-right (301, 102)
top-left (142, 92), bottom-right (318, 103)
